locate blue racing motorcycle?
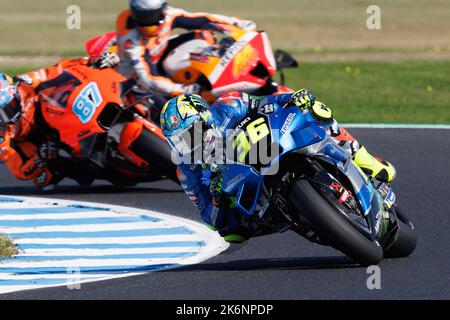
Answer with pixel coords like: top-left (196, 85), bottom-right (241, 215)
top-left (221, 96), bottom-right (417, 266)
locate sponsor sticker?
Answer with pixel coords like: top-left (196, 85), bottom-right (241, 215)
top-left (281, 113), bottom-right (296, 134)
top-left (259, 104), bottom-right (274, 115)
top-left (225, 174), bottom-right (244, 192)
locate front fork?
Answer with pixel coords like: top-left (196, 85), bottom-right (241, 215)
top-left (265, 155), bottom-right (391, 244)
top-left (259, 169), bottom-right (323, 243)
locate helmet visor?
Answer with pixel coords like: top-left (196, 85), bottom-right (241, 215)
top-left (132, 6), bottom-right (166, 27)
top-left (167, 119), bottom-right (207, 161)
top-left (0, 97), bottom-right (21, 125)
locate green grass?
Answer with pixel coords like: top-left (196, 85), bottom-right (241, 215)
top-left (283, 60), bottom-right (450, 123)
top-left (1, 0), bottom-right (450, 56)
top-left (3, 60), bottom-right (449, 124)
top-left (1, 66), bottom-right (38, 75)
top-left (0, 234), bottom-right (18, 259)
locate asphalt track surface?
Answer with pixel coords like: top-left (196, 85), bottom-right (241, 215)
top-left (0, 128), bottom-right (449, 300)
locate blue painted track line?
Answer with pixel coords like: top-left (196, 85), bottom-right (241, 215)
top-left (8, 227), bottom-right (194, 239)
top-left (0, 264), bottom-right (178, 274)
top-left (17, 241), bottom-right (206, 250)
top-left (11, 252), bottom-right (197, 261)
top-left (0, 196), bottom-right (228, 294)
top-left (0, 278), bottom-right (107, 286)
top-left (0, 197), bottom-right (23, 203)
top-left (0, 206), bottom-right (108, 215)
top-left (0, 216), bottom-right (159, 227)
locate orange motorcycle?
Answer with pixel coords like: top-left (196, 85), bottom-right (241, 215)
top-left (38, 62), bottom-right (176, 187)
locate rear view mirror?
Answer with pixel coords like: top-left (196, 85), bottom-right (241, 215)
top-left (275, 49), bottom-right (299, 69)
top-left (274, 50), bottom-right (299, 85)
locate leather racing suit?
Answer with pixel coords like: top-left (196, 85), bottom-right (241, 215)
top-left (116, 7), bottom-right (257, 96)
top-left (0, 58), bottom-right (91, 187)
top-left (175, 91), bottom-right (362, 241)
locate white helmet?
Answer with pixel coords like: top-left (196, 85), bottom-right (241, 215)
top-left (129, 0), bottom-right (168, 27)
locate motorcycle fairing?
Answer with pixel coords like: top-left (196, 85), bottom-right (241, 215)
top-left (40, 66), bottom-right (125, 155)
top-left (222, 102), bottom-right (380, 233)
top-left (161, 29), bottom-right (277, 97)
top-left (210, 31), bottom-right (277, 96)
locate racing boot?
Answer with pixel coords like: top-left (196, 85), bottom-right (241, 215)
top-left (214, 208), bottom-right (253, 244)
top-left (205, 223), bottom-right (248, 244)
top-left (327, 120), bottom-right (396, 183)
top-left (205, 225), bottom-right (247, 254)
top-left (292, 93), bottom-right (396, 183)
top-left (218, 214), bottom-right (278, 244)
top-left (353, 146), bottom-right (397, 183)
top-left (222, 233), bottom-right (248, 244)
top-left (218, 224), bottom-right (251, 244)
top-left (33, 168), bottom-right (63, 192)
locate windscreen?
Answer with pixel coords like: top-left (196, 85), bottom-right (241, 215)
top-left (39, 72), bottom-right (81, 109)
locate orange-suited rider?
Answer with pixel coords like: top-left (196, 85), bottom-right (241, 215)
top-left (0, 56), bottom-right (113, 190)
top-left (0, 73), bottom-right (58, 189)
top-left (117, 0), bottom-right (257, 97)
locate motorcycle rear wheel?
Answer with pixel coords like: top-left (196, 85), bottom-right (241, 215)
top-left (383, 206), bottom-right (417, 258)
top-left (289, 179), bottom-right (383, 266)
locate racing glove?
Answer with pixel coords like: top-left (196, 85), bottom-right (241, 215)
top-left (0, 129), bottom-right (13, 162)
top-left (234, 20), bottom-right (257, 31)
top-left (94, 52), bottom-right (120, 69)
top-left (13, 74), bottom-right (33, 86)
top-left (210, 170), bottom-right (224, 206)
top-left (288, 89), bottom-right (316, 110)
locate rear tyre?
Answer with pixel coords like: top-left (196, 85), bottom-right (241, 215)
top-left (131, 129), bottom-right (177, 181)
top-left (383, 206), bottom-right (417, 258)
top-left (289, 179), bottom-right (383, 266)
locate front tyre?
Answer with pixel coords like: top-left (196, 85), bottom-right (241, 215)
top-left (289, 179), bottom-right (383, 266)
top-left (131, 128), bottom-right (177, 182)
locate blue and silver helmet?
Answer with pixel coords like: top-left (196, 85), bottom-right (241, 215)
top-left (0, 73), bottom-right (20, 125)
top-left (160, 94), bottom-right (213, 159)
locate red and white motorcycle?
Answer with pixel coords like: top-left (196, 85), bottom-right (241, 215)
top-left (86, 26), bottom-right (298, 103)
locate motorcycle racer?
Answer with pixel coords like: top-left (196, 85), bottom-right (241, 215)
top-left (0, 56), bottom-right (122, 189)
top-left (117, 0), bottom-right (257, 97)
top-left (160, 91), bottom-right (397, 243)
top-left (0, 73), bottom-right (57, 188)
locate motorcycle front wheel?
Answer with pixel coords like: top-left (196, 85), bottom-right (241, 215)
top-left (131, 128), bottom-right (178, 182)
top-left (289, 179), bottom-right (383, 266)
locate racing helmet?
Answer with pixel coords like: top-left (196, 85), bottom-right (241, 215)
top-left (0, 74), bottom-right (21, 126)
top-left (129, 0), bottom-right (168, 37)
top-left (161, 94), bottom-right (215, 163)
